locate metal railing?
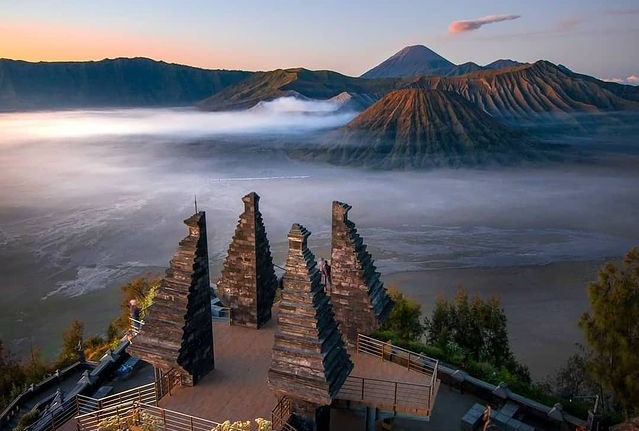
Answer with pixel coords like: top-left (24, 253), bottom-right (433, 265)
top-left (76, 403), bottom-right (250, 431)
top-left (128, 317), bottom-right (145, 332)
top-left (76, 383), bottom-right (156, 415)
top-left (156, 368), bottom-right (183, 400)
top-left (271, 396), bottom-right (297, 431)
top-left (27, 397), bottom-right (78, 431)
top-left (337, 375), bottom-right (434, 416)
top-left (356, 333), bottom-right (439, 405)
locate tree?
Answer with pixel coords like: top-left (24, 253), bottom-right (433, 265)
top-left (425, 288), bottom-right (518, 370)
top-left (0, 339), bottom-right (26, 410)
top-left (382, 287), bottom-right (424, 341)
top-left (57, 319), bottom-right (84, 367)
top-left (579, 248), bottom-right (639, 419)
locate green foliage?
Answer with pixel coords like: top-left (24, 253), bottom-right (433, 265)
top-left (372, 327), bottom-right (589, 419)
top-left (112, 276), bottom-right (161, 335)
top-left (56, 319), bottom-right (84, 368)
top-left (424, 288), bottom-right (521, 376)
top-left (0, 339), bottom-right (26, 410)
top-left (579, 248), bottom-right (639, 418)
top-left (23, 347), bottom-right (49, 383)
top-left (381, 287), bottom-right (424, 341)
top-left (84, 335), bottom-right (108, 361)
top-left (13, 407), bottom-right (40, 431)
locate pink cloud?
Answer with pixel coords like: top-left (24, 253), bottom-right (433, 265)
top-left (449, 14), bottom-right (520, 33)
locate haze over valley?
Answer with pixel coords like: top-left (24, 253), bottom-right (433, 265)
top-left (2, 94), bottom-right (639, 378)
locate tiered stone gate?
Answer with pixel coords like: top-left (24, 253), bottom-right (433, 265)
top-left (330, 201), bottom-right (393, 345)
top-left (217, 192), bottom-right (278, 328)
top-left (128, 212), bottom-right (214, 386)
top-left (268, 224), bottom-right (353, 431)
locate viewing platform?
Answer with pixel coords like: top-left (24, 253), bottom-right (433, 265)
top-left (158, 307), bottom-right (439, 425)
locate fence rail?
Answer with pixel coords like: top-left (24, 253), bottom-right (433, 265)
top-left (27, 397), bottom-right (77, 431)
top-left (356, 333), bottom-right (439, 407)
top-left (156, 368), bottom-right (182, 400)
top-left (77, 383), bottom-right (156, 415)
top-left (77, 403), bottom-right (254, 431)
top-left (337, 375), bottom-right (433, 416)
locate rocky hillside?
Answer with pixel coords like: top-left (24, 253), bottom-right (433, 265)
top-left (305, 88), bottom-right (539, 169)
top-left (0, 57), bottom-right (252, 111)
top-left (407, 61), bottom-right (639, 120)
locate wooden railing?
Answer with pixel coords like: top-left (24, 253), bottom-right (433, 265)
top-left (356, 333), bottom-right (439, 406)
top-left (76, 403), bottom-right (248, 431)
top-left (271, 396), bottom-right (297, 431)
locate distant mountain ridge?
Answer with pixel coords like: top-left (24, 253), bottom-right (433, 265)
top-left (1, 49), bottom-right (637, 119)
top-left (199, 68), bottom-right (402, 111)
top-left (360, 45), bottom-right (456, 79)
top-left (200, 60), bottom-right (639, 121)
top-left (0, 57), bottom-right (252, 111)
top-left (360, 45), bottom-right (526, 79)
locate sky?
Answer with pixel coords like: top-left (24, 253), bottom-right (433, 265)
top-left (1, 0), bottom-right (638, 83)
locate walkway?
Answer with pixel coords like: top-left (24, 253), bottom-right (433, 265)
top-left (159, 309), bottom-right (278, 423)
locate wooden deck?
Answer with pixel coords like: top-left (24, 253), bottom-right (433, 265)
top-left (159, 305), bottom-right (438, 423)
top-left (338, 352), bottom-right (439, 416)
top-left (159, 314), bottom-right (278, 423)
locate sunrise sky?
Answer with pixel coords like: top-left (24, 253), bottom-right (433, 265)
top-left (1, 0), bottom-right (638, 83)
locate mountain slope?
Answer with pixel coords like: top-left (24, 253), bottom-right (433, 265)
top-left (199, 68), bottom-right (401, 111)
top-left (361, 45), bottom-right (456, 79)
top-left (484, 59), bottom-right (524, 69)
top-left (306, 88), bottom-right (538, 169)
top-left (0, 57), bottom-right (252, 111)
top-left (446, 62), bottom-right (485, 76)
top-left (406, 61), bottom-right (639, 120)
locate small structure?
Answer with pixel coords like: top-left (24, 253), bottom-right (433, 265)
top-left (330, 201), bottom-right (393, 345)
top-left (128, 212), bottom-right (214, 386)
top-left (269, 224), bottom-right (353, 431)
top-left (217, 192), bottom-right (278, 328)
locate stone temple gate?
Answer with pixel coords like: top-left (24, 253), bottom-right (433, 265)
top-left (128, 212), bottom-right (214, 386)
top-left (217, 192), bottom-right (278, 328)
top-left (268, 224), bottom-right (353, 431)
top-left (330, 201), bottom-right (393, 345)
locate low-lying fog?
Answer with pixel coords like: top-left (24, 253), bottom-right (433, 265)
top-left (1, 101), bottom-right (638, 375)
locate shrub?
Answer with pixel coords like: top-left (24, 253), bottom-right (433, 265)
top-left (13, 408), bottom-right (40, 431)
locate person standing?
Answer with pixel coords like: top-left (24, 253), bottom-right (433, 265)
top-left (129, 299), bottom-right (141, 330)
top-left (325, 260), bottom-right (332, 286)
top-left (318, 258), bottom-right (327, 287)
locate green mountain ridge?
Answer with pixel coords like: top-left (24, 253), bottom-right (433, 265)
top-left (198, 68), bottom-right (402, 111)
top-left (0, 57), bottom-right (252, 111)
